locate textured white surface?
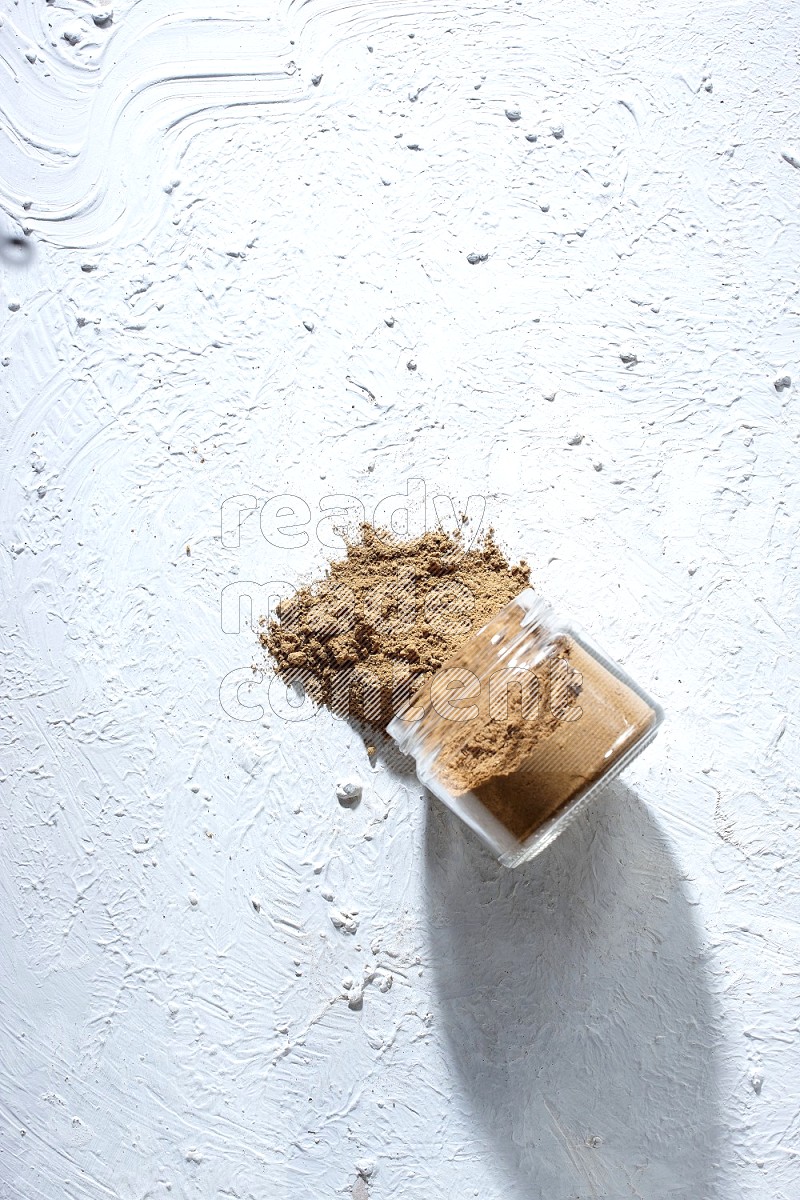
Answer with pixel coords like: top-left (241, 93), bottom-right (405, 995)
top-left (2, 1), bottom-right (800, 1198)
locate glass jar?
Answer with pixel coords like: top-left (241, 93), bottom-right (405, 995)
top-left (387, 588), bottom-right (664, 867)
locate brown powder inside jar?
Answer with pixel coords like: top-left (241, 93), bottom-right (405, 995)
top-left (260, 522), bottom-right (530, 730)
top-left (398, 603), bottom-right (658, 843)
top-left (469, 639), bottom-right (656, 840)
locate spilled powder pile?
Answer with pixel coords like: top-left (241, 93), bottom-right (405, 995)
top-left (261, 523), bottom-right (530, 730)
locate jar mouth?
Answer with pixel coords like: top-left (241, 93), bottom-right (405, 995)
top-left (387, 588), bottom-right (556, 752)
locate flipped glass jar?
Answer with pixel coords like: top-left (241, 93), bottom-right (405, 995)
top-left (387, 588), bottom-right (663, 867)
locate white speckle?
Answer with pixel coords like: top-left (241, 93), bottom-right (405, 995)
top-left (539, 202), bottom-right (550, 212)
top-left (505, 107), bottom-right (522, 122)
top-left (592, 461), bottom-right (603, 472)
top-left (551, 124), bottom-right (565, 139)
top-left (188, 891), bottom-right (199, 907)
top-left (346, 982), bottom-right (364, 1010)
top-left (774, 374), bottom-right (791, 391)
top-left (356, 1158), bottom-right (376, 1179)
top-left (63, 27), bottom-right (81, 45)
top-left (330, 908), bottom-right (359, 934)
top-left (250, 896), bottom-right (261, 912)
top-left (321, 887), bottom-right (334, 901)
top-left (781, 149), bottom-right (800, 169)
top-left (751, 1071), bottom-right (764, 1094)
top-left (336, 777), bottom-right (363, 806)
top-left (467, 252), bottom-right (489, 264)
top-left (568, 433), bottom-right (583, 446)
top-left (620, 348), bottom-right (639, 365)
top-left (311, 74), bottom-right (322, 86)
top-left (8, 301), bottom-right (20, 312)
top-left (184, 1148), bottom-right (203, 1164)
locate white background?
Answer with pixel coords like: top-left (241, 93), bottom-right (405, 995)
top-left (1, 2), bottom-right (799, 1198)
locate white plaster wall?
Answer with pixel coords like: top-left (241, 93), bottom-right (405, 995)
top-left (1, 2), bottom-right (799, 1198)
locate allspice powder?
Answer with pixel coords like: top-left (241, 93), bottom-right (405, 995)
top-left (261, 523), bottom-right (530, 730)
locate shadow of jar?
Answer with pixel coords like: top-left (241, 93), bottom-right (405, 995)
top-left (424, 781), bottom-right (722, 1199)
